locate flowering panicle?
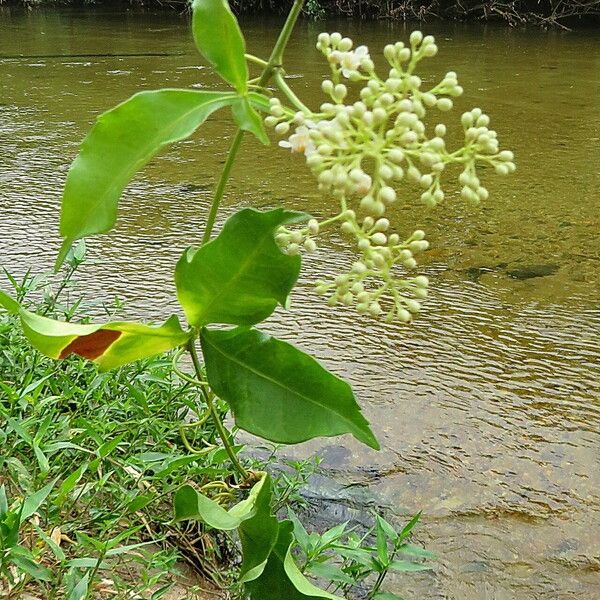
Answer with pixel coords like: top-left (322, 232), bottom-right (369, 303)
top-left (264, 30), bottom-right (515, 323)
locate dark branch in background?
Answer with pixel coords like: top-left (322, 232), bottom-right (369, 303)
top-left (229, 0), bottom-right (600, 27)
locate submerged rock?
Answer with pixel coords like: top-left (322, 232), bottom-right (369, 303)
top-left (507, 264), bottom-right (559, 280)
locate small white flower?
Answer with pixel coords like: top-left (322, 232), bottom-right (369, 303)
top-left (339, 46), bottom-right (370, 78)
top-left (279, 126), bottom-right (316, 156)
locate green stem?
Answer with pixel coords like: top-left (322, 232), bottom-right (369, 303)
top-left (201, 128), bottom-right (245, 245)
top-left (273, 70), bottom-right (311, 113)
top-left (258, 0), bottom-right (305, 86)
top-left (187, 340), bottom-right (249, 480)
top-left (201, 0), bottom-right (306, 244)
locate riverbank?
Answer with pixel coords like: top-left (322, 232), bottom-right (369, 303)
top-left (3, 0), bottom-right (600, 27)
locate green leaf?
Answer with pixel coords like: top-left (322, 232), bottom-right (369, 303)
top-left (67, 572), bottom-right (90, 600)
top-left (176, 209), bottom-right (307, 327)
top-left (201, 327), bottom-right (379, 449)
top-left (174, 471), bottom-right (269, 530)
top-left (9, 546), bottom-right (53, 581)
top-left (373, 593), bottom-right (404, 600)
top-left (238, 474), bottom-right (278, 583)
top-left (307, 562), bottom-right (355, 585)
top-left (246, 520), bottom-right (341, 600)
top-left (21, 479), bottom-right (56, 521)
top-left (232, 97), bottom-right (269, 144)
top-left (56, 89), bottom-right (237, 267)
top-left (0, 290), bottom-right (190, 371)
top-left (397, 512), bottom-right (421, 543)
top-left (191, 0), bottom-right (248, 93)
top-left (388, 559), bottom-right (432, 572)
top-left (398, 543), bottom-right (436, 559)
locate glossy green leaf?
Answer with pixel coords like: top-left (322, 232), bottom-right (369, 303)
top-left (176, 209), bottom-right (307, 327)
top-left (201, 327), bottom-right (379, 449)
top-left (191, 0), bottom-right (248, 93)
top-left (246, 520), bottom-right (341, 600)
top-left (56, 89), bottom-right (237, 268)
top-left (232, 97), bottom-right (269, 144)
top-left (0, 290), bottom-right (190, 371)
top-left (373, 594), bottom-right (404, 600)
top-left (238, 475), bottom-right (278, 583)
top-left (174, 471), bottom-right (270, 530)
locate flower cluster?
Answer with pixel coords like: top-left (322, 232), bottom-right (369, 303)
top-left (265, 31), bottom-right (515, 322)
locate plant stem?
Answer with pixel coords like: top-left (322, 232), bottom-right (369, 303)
top-left (187, 340), bottom-right (249, 480)
top-left (200, 0), bottom-right (306, 244)
top-left (201, 128), bottom-right (245, 245)
top-left (273, 70), bottom-right (311, 113)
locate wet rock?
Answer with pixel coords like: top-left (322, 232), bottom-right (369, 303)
top-left (507, 264), bottom-right (559, 280)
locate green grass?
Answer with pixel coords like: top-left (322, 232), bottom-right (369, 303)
top-left (0, 267), bottom-right (318, 598)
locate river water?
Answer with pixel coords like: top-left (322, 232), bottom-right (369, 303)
top-left (1, 8), bottom-right (599, 599)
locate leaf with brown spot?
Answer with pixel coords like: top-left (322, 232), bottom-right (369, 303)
top-left (59, 329), bottom-right (122, 360)
top-left (0, 289), bottom-right (191, 370)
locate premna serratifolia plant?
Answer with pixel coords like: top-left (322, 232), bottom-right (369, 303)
top-left (0, 0), bottom-right (514, 597)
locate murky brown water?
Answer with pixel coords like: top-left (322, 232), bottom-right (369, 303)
top-left (1, 8), bottom-right (599, 599)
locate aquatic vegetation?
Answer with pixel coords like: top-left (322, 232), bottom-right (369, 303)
top-left (0, 0), bottom-right (513, 597)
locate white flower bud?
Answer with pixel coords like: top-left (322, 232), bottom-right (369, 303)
top-left (265, 116), bottom-right (278, 128)
top-left (341, 221), bottom-right (354, 234)
top-left (392, 166), bottom-right (405, 180)
top-left (388, 149), bottom-right (405, 164)
top-left (334, 84), bottom-right (348, 100)
top-left (414, 287), bottom-right (428, 299)
top-left (412, 229), bottom-right (426, 240)
top-left (330, 32), bottom-right (342, 45)
top-left (385, 78), bottom-right (402, 92)
top-left (420, 174), bottom-right (433, 189)
top-left (321, 79), bottom-right (334, 94)
top-left (379, 164), bottom-right (394, 181)
top-left (414, 275), bottom-right (429, 288)
top-left (373, 107), bottom-right (387, 124)
top-left (404, 257), bottom-right (417, 269)
top-left (287, 243), bottom-right (300, 255)
top-left (384, 44), bottom-right (396, 62)
top-left (407, 166), bottom-right (421, 183)
top-left (410, 240), bottom-right (429, 252)
top-left (275, 122), bottom-right (290, 135)
top-left (316, 284), bottom-right (328, 295)
top-left (308, 219), bottom-right (320, 234)
top-left (423, 43), bottom-right (438, 57)
top-left (338, 37), bottom-right (353, 52)
top-left (369, 302), bottom-right (383, 316)
top-left (357, 302), bottom-right (370, 314)
top-left (352, 261), bottom-right (368, 274)
top-left (409, 31), bottom-right (423, 46)
top-left (398, 48), bottom-right (411, 62)
top-left (499, 150), bottom-right (514, 161)
top-left (379, 186), bottom-right (397, 204)
top-left (405, 299), bottom-right (421, 313)
top-left (494, 164), bottom-right (509, 175)
top-left (422, 92), bottom-right (437, 107)
top-left (358, 238), bottom-right (371, 250)
top-left (461, 112), bottom-right (474, 128)
top-left (397, 308), bottom-right (411, 322)
top-left (374, 218), bottom-right (390, 232)
top-left (437, 98), bottom-right (453, 112)
top-left (304, 239), bottom-right (317, 252)
top-left (318, 32), bottom-right (331, 45)
top-left (388, 233), bottom-right (400, 245)
top-left (371, 232), bottom-right (387, 246)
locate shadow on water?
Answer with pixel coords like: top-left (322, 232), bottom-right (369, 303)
top-left (1, 8), bottom-right (599, 599)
